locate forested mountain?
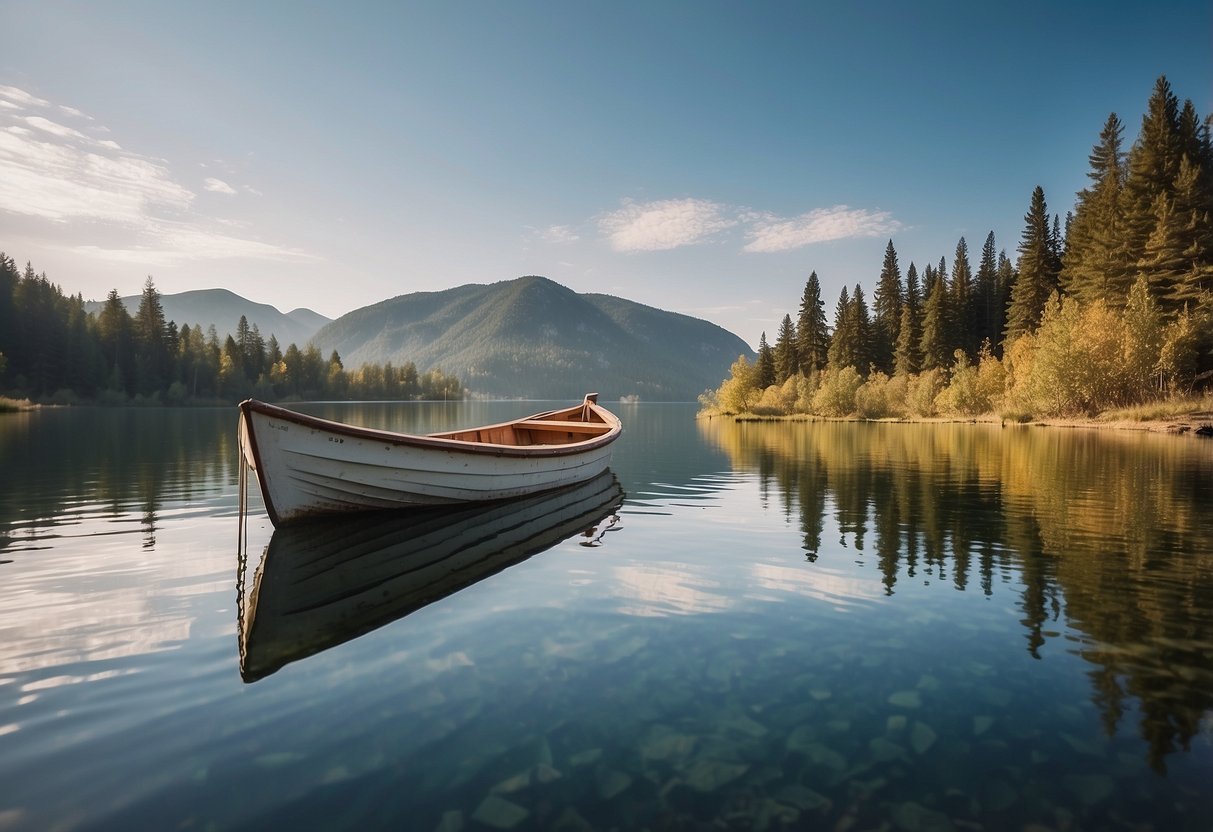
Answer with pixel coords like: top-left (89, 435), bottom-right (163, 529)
top-left (83, 288), bottom-right (330, 348)
top-left (312, 275), bottom-right (751, 400)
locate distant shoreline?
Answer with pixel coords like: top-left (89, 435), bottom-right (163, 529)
top-left (699, 410), bottom-right (1213, 438)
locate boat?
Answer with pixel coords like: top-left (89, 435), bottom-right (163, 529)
top-left (237, 471), bottom-right (624, 681)
top-left (238, 393), bottom-right (622, 526)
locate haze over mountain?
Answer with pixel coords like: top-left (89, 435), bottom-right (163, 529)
top-left (84, 288), bottom-right (331, 348)
top-left (311, 276), bottom-right (752, 400)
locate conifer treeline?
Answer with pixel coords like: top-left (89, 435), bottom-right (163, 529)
top-left (0, 263), bottom-right (462, 404)
top-left (703, 76), bottom-right (1213, 419)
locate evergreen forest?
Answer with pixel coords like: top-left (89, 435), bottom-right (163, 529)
top-left (0, 265), bottom-right (462, 406)
top-left (701, 76), bottom-right (1213, 420)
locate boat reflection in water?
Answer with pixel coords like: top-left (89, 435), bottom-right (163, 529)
top-left (238, 471), bottom-right (624, 682)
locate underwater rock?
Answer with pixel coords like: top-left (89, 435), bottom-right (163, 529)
top-left (683, 759), bottom-right (750, 792)
top-left (798, 742), bottom-right (848, 772)
top-left (433, 810), bottom-right (463, 832)
top-left (888, 690), bottom-right (923, 709)
top-left (471, 795), bottom-right (529, 830)
top-left (567, 748), bottom-right (602, 768)
top-left (533, 763), bottom-right (562, 785)
top-left (890, 800), bottom-right (956, 832)
top-left (809, 688), bottom-right (832, 701)
top-left (910, 722), bottom-right (937, 755)
top-left (886, 715), bottom-right (908, 735)
top-left (595, 767), bottom-right (633, 800)
top-left (784, 724), bottom-right (818, 754)
top-left (972, 716), bottom-right (994, 736)
top-left (490, 770), bottom-right (532, 795)
top-left (916, 674), bottom-right (941, 691)
top-left (722, 713), bottom-right (769, 738)
top-left (869, 737), bottom-right (907, 763)
top-left (638, 727), bottom-right (696, 762)
top-left (550, 807), bottom-right (593, 832)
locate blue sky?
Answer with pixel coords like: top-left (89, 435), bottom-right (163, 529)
top-left (1, 1), bottom-right (1210, 347)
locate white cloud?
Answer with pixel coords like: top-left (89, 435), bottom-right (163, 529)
top-left (70, 222), bottom-right (316, 266)
top-left (203, 177), bottom-right (237, 195)
top-left (599, 198), bottom-right (736, 252)
top-left (744, 206), bottom-right (900, 253)
top-left (540, 224), bottom-right (579, 244)
top-left (0, 86), bottom-right (49, 108)
top-left (0, 84), bottom-right (312, 267)
top-left (22, 115), bottom-right (88, 140)
top-left (0, 128), bottom-right (193, 222)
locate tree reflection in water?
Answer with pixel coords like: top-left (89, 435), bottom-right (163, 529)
top-left (699, 418), bottom-right (1213, 772)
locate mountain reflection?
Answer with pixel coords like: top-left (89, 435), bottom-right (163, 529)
top-left (699, 418), bottom-right (1213, 771)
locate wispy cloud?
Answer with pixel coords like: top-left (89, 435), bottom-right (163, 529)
top-left (599, 198), bottom-right (736, 252)
top-left (540, 224), bottom-right (579, 244)
top-left (0, 85), bottom-right (312, 265)
top-left (743, 206), bottom-right (900, 253)
top-left (203, 177), bottom-right (237, 195)
top-left (593, 197), bottom-right (899, 254)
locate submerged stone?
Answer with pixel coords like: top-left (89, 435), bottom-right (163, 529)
top-left (888, 690), bottom-right (923, 709)
top-left (433, 810), bottom-right (463, 832)
top-left (471, 796), bottom-right (529, 830)
top-left (869, 737), bottom-right (906, 762)
top-left (595, 768), bottom-right (632, 800)
top-left (886, 715), bottom-right (908, 735)
top-left (551, 807), bottom-right (593, 832)
top-left (683, 759), bottom-right (750, 792)
top-left (910, 722), bottom-right (937, 755)
top-left (972, 716), bottom-right (994, 736)
top-left (890, 800), bottom-right (956, 832)
top-left (567, 748), bottom-right (602, 768)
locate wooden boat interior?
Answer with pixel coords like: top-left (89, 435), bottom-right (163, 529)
top-left (430, 402), bottom-right (614, 448)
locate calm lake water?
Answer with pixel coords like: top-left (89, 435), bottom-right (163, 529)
top-left (1, 402), bottom-right (1211, 831)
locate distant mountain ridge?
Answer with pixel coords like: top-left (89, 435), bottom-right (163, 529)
top-left (84, 288), bottom-right (331, 348)
top-left (310, 275), bottom-right (752, 400)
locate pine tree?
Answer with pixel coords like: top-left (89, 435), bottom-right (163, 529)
top-left (755, 331), bottom-right (776, 389)
top-left (1062, 113), bottom-right (1130, 305)
top-left (951, 237), bottom-right (975, 357)
top-left (920, 271), bottom-right (951, 371)
top-left (827, 287), bottom-right (853, 369)
top-left (850, 284), bottom-right (873, 373)
top-left (1006, 186), bottom-right (1060, 342)
top-left (894, 261), bottom-right (922, 375)
top-left (1123, 76), bottom-right (1182, 271)
top-left (995, 251), bottom-right (1016, 354)
top-left (773, 314), bottom-right (799, 383)
top-left (872, 240), bottom-right (903, 373)
top-left (795, 272), bottom-right (829, 373)
top-left (975, 232), bottom-right (1000, 350)
top-left (893, 303), bottom-right (919, 376)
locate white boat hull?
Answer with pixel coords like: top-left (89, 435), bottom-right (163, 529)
top-left (238, 397), bottom-right (621, 525)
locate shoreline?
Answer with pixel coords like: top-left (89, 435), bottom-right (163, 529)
top-left (699, 410), bottom-right (1213, 437)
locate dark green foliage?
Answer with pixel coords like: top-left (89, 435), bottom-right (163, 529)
top-left (975, 232), bottom-right (1001, 351)
top-left (894, 261), bottom-right (922, 376)
top-left (773, 314), bottom-right (799, 383)
top-left (1005, 186), bottom-right (1061, 342)
top-left (827, 285), bottom-right (872, 373)
top-left (919, 270), bottom-right (952, 371)
top-left (0, 254), bottom-right (455, 404)
top-left (756, 331), bottom-right (776, 389)
top-left (796, 272), bottom-right (829, 374)
top-left (951, 237), bottom-right (976, 358)
top-left (872, 240), bottom-right (903, 373)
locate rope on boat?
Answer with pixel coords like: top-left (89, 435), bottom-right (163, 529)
top-left (237, 411), bottom-right (248, 556)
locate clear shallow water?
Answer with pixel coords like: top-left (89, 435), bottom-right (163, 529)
top-left (1, 403), bottom-right (1211, 831)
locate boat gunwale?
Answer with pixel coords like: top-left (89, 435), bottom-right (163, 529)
top-left (239, 398), bottom-right (621, 460)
